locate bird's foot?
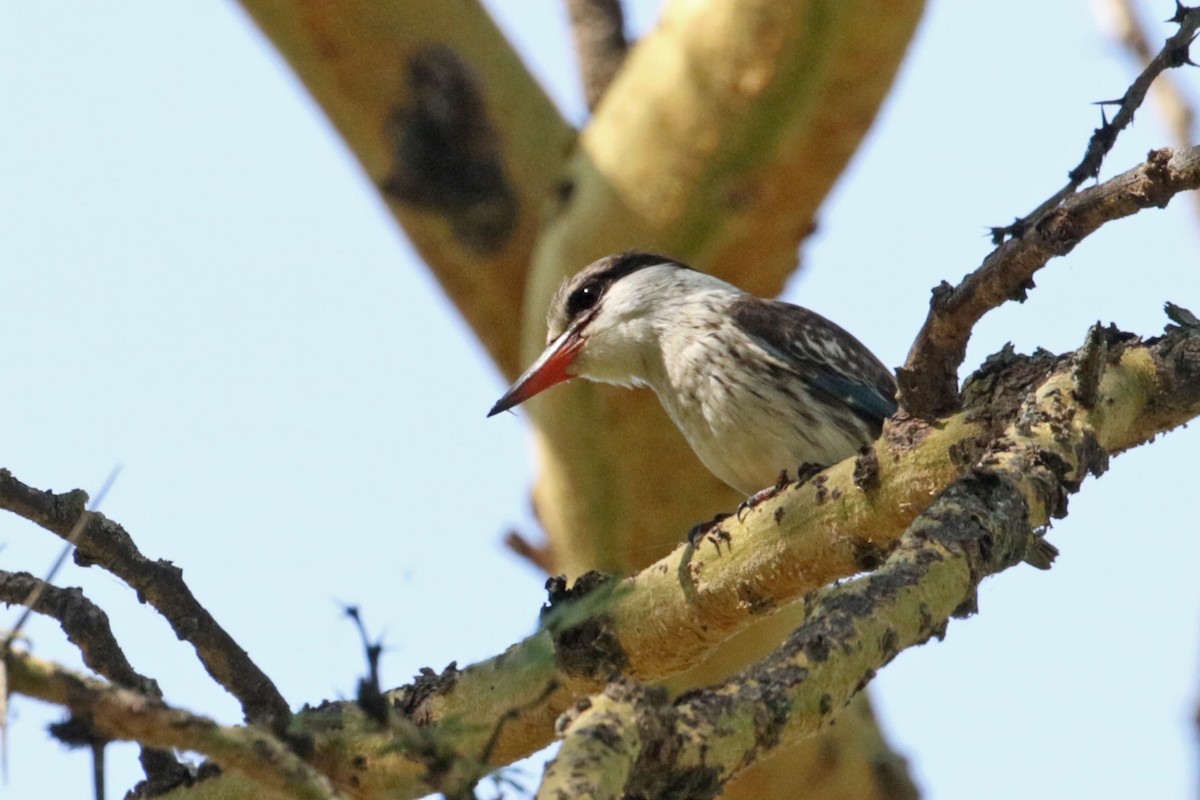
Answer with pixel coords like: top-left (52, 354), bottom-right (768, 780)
top-left (687, 512), bottom-right (732, 549)
top-left (794, 462), bottom-right (825, 486)
top-left (736, 470), bottom-right (793, 521)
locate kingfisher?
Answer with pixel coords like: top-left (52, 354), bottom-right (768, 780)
top-left (489, 251), bottom-right (896, 494)
top-left (489, 252), bottom-right (1055, 567)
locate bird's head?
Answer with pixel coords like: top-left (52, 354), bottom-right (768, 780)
top-left (488, 251), bottom-right (717, 416)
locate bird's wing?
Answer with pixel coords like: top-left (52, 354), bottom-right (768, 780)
top-left (729, 298), bottom-right (898, 425)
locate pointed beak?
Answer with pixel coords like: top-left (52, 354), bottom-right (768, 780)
top-left (488, 325), bottom-right (586, 417)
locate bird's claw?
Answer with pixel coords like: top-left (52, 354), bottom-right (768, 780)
top-left (687, 512), bottom-right (732, 548)
top-left (736, 470), bottom-right (793, 521)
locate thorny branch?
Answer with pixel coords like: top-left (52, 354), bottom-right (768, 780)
top-left (1103, 0), bottom-right (1197, 149)
top-left (0, 470), bottom-right (291, 733)
top-left (565, 0), bottom-right (630, 111)
top-left (1102, 0), bottom-right (1200, 224)
top-left (992, 3), bottom-right (1200, 243)
top-left (897, 5), bottom-right (1200, 419)
top-left (898, 145), bottom-right (1200, 418)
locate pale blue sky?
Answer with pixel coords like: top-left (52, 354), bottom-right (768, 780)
top-left (2, 2), bottom-right (1198, 799)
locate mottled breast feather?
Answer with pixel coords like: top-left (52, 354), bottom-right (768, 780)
top-left (728, 297), bottom-right (898, 428)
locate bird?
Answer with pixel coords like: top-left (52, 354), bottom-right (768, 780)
top-left (488, 251), bottom-right (897, 496)
top-left (488, 251), bottom-right (1056, 568)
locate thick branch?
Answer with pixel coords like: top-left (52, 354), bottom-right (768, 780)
top-left (548, 472), bottom-right (1046, 798)
top-left (899, 145), bottom-right (1200, 418)
top-left (542, 314), bottom-right (1197, 794)
top-left (0, 473), bottom-right (291, 731)
top-left (537, 680), bottom-right (643, 799)
top-left (566, 0), bottom-right (630, 111)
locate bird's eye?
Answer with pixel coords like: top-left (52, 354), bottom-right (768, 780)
top-left (566, 281), bottom-right (602, 317)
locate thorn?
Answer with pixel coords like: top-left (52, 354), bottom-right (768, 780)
top-left (1166, 32), bottom-right (1199, 67)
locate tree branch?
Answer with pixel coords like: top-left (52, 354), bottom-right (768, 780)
top-left (1, 572), bottom-right (154, 697)
top-left (5, 650), bottom-right (341, 800)
top-left (546, 471), bottom-right (1049, 798)
top-left (0, 572), bottom-right (190, 793)
top-left (989, 4), bottom-right (1200, 243)
top-left (1104, 0), bottom-right (1198, 150)
top-left (898, 145), bottom-right (1200, 418)
top-left (0, 472), bottom-right (291, 732)
top-left (566, 0), bottom-right (630, 111)
top-left (72, 313), bottom-right (1181, 800)
top-left (7, 314), bottom-right (1198, 799)
top-left (1101, 0), bottom-right (1200, 226)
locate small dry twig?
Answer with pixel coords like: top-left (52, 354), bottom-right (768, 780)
top-left (1101, 0), bottom-right (1200, 225)
top-left (0, 469), bottom-right (291, 732)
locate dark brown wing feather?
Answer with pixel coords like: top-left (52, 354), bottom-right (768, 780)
top-left (729, 298), bottom-right (897, 425)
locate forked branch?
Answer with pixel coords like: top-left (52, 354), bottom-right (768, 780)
top-left (899, 145), bottom-right (1200, 417)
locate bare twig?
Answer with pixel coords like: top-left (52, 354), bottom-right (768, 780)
top-left (3, 466), bottom-right (119, 648)
top-left (1103, 1), bottom-right (1198, 152)
top-left (0, 470), bottom-right (291, 732)
top-left (1103, 0), bottom-right (1200, 226)
top-left (990, 4), bottom-right (1200, 243)
top-left (565, 0), bottom-right (630, 111)
top-left (2, 466), bottom-right (119, 787)
top-left (502, 529), bottom-right (556, 573)
top-left (0, 572), bottom-right (190, 793)
top-left (898, 145), bottom-right (1200, 417)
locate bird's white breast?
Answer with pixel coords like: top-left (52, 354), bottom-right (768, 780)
top-left (651, 318), bottom-right (873, 495)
